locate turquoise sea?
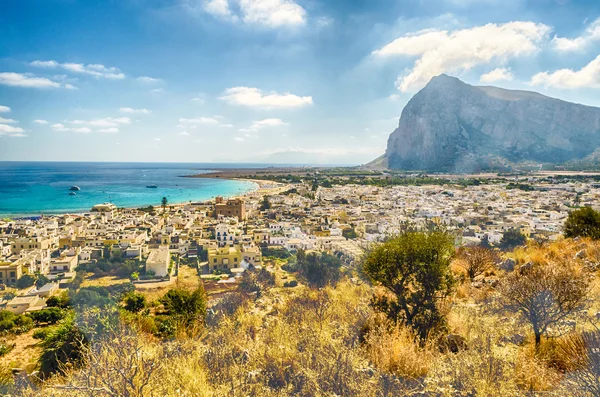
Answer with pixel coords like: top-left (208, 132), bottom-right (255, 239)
top-left (0, 162), bottom-right (261, 217)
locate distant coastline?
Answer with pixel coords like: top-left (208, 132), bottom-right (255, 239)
top-left (0, 162), bottom-right (264, 218)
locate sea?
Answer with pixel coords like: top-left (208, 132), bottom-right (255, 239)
top-left (0, 162), bottom-right (273, 217)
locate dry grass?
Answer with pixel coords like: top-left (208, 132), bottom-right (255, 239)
top-left (8, 238), bottom-right (600, 396)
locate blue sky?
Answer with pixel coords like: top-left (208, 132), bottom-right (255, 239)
top-left (1, 0), bottom-right (600, 165)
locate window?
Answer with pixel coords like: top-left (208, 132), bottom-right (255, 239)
top-left (10, 271), bottom-right (16, 277)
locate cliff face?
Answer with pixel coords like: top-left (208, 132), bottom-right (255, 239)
top-left (383, 74), bottom-right (600, 171)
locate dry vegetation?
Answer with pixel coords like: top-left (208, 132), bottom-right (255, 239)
top-left (6, 238), bottom-right (600, 396)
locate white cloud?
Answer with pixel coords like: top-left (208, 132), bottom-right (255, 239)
top-left (220, 87), bottom-right (313, 108)
top-left (234, 137), bottom-right (245, 142)
top-left (120, 107), bottom-right (151, 114)
top-left (203, 0), bottom-right (237, 20)
top-left (178, 131), bottom-right (190, 136)
top-left (31, 60), bottom-right (125, 79)
top-left (552, 18), bottom-right (600, 52)
top-left (530, 55), bottom-right (600, 89)
top-left (202, 0), bottom-right (306, 27)
top-left (69, 117), bottom-right (132, 128)
top-left (0, 124), bottom-right (25, 136)
top-left (33, 119), bottom-right (49, 125)
top-left (51, 123), bottom-right (69, 131)
top-left (178, 117), bottom-right (221, 126)
top-left (72, 127), bottom-right (92, 133)
top-left (0, 106), bottom-right (10, 113)
top-left (137, 76), bottom-right (163, 83)
top-left (150, 88), bottom-right (165, 94)
top-left (480, 67), bottom-right (514, 83)
top-left (0, 72), bottom-right (72, 89)
top-left (239, 0), bottom-right (306, 27)
top-left (98, 128), bottom-right (119, 133)
top-left (373, 21), bottom-right (550, 92)
top-left (247, 118), bottom-right (288, 131)
top-left (220, 123), bottom-right (234, 128)
top-left (0, 117), bottom-right (17, 124)
top-left (154, 138), bottom-right (162, 141)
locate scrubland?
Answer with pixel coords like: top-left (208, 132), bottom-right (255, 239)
top-left (4, 238), bottom-right (600, 396)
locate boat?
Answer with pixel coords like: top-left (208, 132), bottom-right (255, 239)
top-left (69, 185), bottom-right (81, 191)
top-left (146, 185), bottom-right (158, 188)
top-left (69, 192), bottom-right (76, 196)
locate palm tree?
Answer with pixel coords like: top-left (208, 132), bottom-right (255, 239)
top-left (161, 197), bottom-right (168, 214)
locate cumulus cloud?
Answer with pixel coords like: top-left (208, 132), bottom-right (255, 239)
top-left (530, 55), bottom-right (600, 89)
top-left (220, 87), bottom-right (313, 108)
top-left (373, 21), bottom-right (550, 92)
top-left (202, 0), bottom-right (306, 27)
top-left (241, 118), bottom-right (288, 132)
top-left (552, 18), bottom-right (600, 52)
top-left (0, 117), bottom-right (17, 124)
top-left (72, 127), bottom-right (92, 133)
top-left (69, 117), bottom-right (131, 128)
top-left (33, 119), bottom-right (48, 125)
top-left (0, 124), bottom-right (25, 137)
top-left (120, 107), bottom-right (151, 114)
top-left (178, 131), bottom-right (190, 136)
top-left (0, 72), bottom-right (74, 89)
top-left (31, 60), bottom-right (125, 79)
top-left (51, 123), bottom-right (70, 132)
top-left (480, 67), bottom-right (514, 83)
top-left (0, 106), bottom-right (10, 113)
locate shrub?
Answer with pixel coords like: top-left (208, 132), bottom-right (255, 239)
top-left (39, 314), bottom-right (88, 377)
top-left (564, 207), bottom-right (600, 240)
top-left (160, 287), bottom-right (207, 325)
top-left (29, 307), bottom-right (67, 324)
top-left (363, 229), bottom-right (455, 340)
top-left (46, 292), bottom-right (71, 308)
top-left (499, 228), bottom-right (527, 250)
top-left (499, 262), bottom-right (588, 347)
top-left (16, 274), bottom-right (36, 289)
top-left (456, 246), bottom-right (498, 280)
top-left (296, 250), bottom-right (342, 288)
top-left (122, 292), bottom-right (146, 313)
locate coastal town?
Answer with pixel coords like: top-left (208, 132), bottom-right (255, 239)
top-left (0, 173), bottom-right (595, 313)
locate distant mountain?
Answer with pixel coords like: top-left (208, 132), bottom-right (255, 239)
top-left (373, 74), bottom-right (600, 172)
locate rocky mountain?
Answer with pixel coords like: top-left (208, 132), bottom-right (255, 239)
top-left (378, 74), bottom-right (600, 172)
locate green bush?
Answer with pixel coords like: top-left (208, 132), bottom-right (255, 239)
top-left (160, 287), bottom-right (207, 325)
top-left (38, 315), bottom-right (88, 377)
top-left (122, 292), bottom-right (146, 313)
top-left (363, 229), bottom-right (455, 340)
top-left (28, 308), bottom-right (66, 325)
top-left (564, 207), bottom-right (600, 240)
top-left (296, 250), bottom-right (342, 288)
top-left (16, 274), bottom-right (36, 289)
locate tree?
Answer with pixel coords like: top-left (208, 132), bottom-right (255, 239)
top-left (564, 207), bottom-right (600, 240)
top-left (342, 228), bottom-right (358, 240)
top-left (456, 246), bottom-right (498, 281)
top-left (122, 292), bottom-right (146, 313)
top-left (363, 229), bottom-right (455, 339)
top-left (499, 228), bottom-right (527, 250)
top-left (36, 273), bottom-right (50, 288)
top-left (161, 197), bottom-right (168, 214)
top-left (260, 196), bottom-right (271, 211)
top-left (499, 263), bottom-right (588, 347)
top-left (296, 250), bottom-right (342, 288)
top-left (16, 274), bottom-right (36, 289)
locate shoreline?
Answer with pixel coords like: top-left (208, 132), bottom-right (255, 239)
top-left (0, 179), bottom-right (272, 219)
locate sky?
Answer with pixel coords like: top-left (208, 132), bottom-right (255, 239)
top-left (1, 0), bottom-right (600, 165)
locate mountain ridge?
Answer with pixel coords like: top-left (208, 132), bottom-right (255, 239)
top-left (373, 74), bottom-right (600, 172)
